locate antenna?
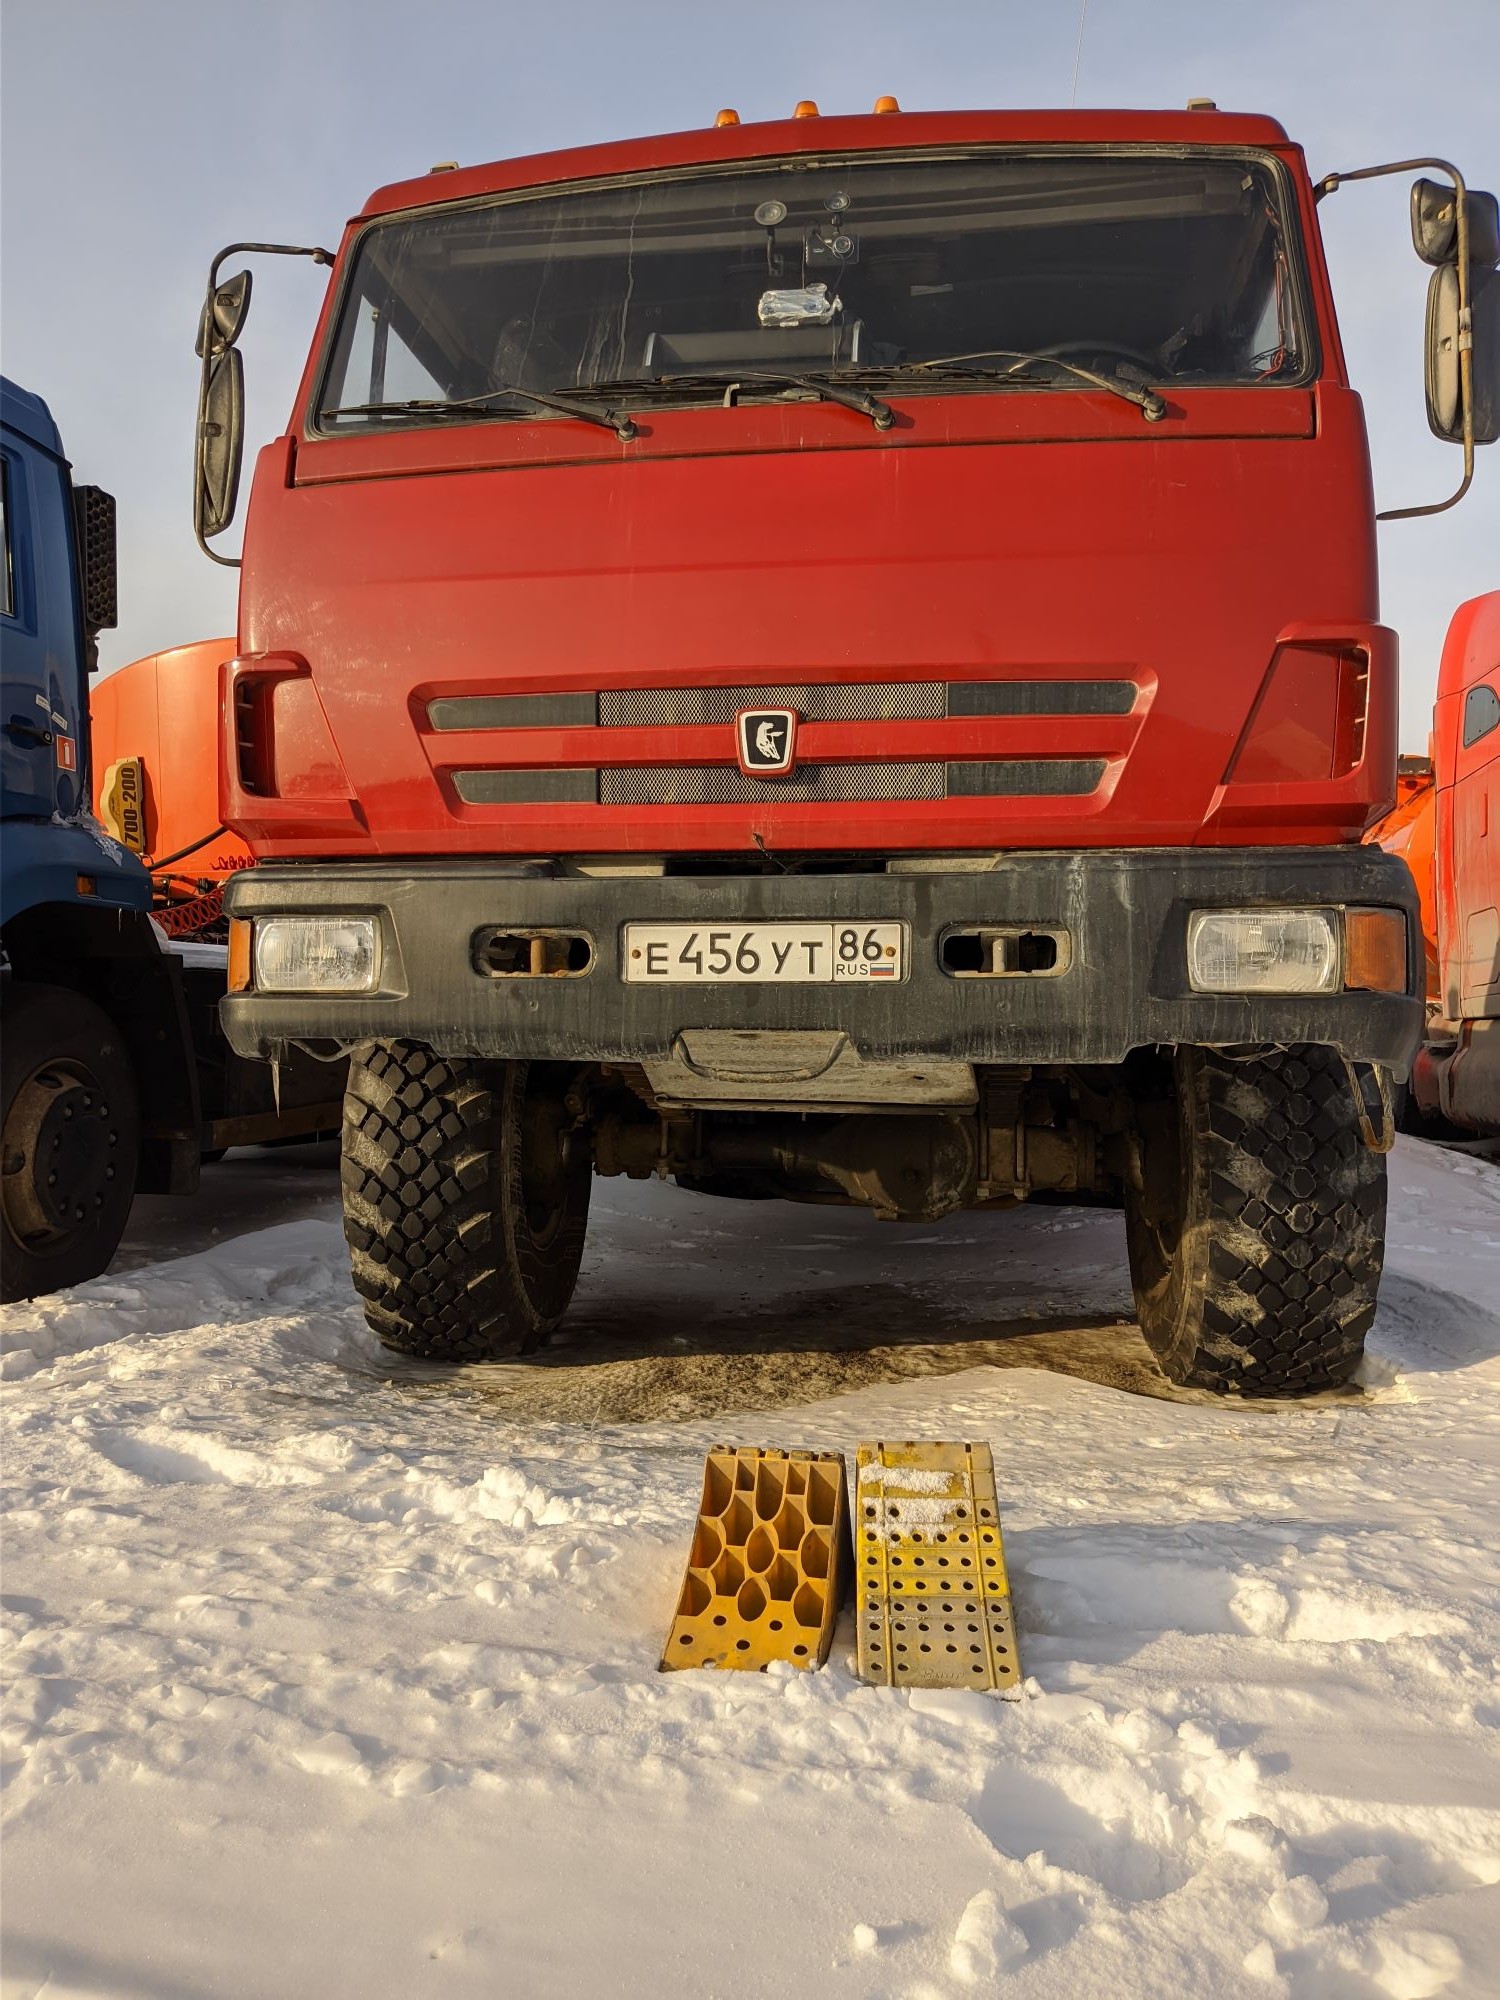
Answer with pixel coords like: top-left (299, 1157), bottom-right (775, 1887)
top-left (1070, 0), bottom-right (1089, 106)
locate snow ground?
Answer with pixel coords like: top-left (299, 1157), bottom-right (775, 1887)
top-left (2, 1140), bottom-right (1498, 2000)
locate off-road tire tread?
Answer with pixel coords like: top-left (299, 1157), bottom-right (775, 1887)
top-left (341, 1041), bottom-right (550, 1362)
top-left (1130, 1045), bottom-right (1385, 1396)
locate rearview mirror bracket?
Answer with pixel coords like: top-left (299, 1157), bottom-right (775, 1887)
top-left (1315, 156), bottom-right (1495, 521)
top-left (193, 239), bottom-right (334, 568)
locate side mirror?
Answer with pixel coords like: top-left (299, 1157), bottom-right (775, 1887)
top-left (1425, 261), bottom-right (1500, 447)
top-left (195, 346), bottom-right (244, 540)
top-left (195, 270), bottom-right (253, 358)
top-left (188, 240), bottom-right (332, 563)
top-left (1411, 177), bottom-right (1500, 265)
top-left (1319, 157), bottom-right (1497, 518)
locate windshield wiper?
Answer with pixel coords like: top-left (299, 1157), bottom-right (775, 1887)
top-left (908, 352), bottom-right (1166, 422)
top-left (578, 371), bottom-right (894, 432)
top-left (320, 387), bottom-right (639, 441)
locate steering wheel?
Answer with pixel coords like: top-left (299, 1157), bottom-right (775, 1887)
top-left (1032, 340), bottom-right (1163, 374)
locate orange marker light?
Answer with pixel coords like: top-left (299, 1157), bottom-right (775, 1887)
top-left (714, 108), bottom-right (740, 127)
top-left (873, 95), bottom-right (900, 113)
top-left (793, 99), bottom-right (820, 118)
top-left (228, 918), bottom-right (253, 993)
top-left (1344, 908), bottom-right (1407, 993)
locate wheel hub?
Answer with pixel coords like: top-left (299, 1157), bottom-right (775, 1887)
top-left (2, 1062), bottom-right (123, 1246)
top-left (521, 1089), bottom-right (572, 1243)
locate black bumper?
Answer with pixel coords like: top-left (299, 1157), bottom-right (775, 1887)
top-left (221, 849), bottom-right (1422, 1075)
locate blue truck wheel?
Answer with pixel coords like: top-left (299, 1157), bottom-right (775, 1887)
top-left (1, 983), bottom-right (140, 1302)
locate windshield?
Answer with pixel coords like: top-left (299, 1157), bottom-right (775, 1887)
top-left (316, 151), bottom-right (1311, 430)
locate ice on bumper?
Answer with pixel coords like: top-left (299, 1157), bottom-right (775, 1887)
top-left (253, 915), bottom-right (379, 993)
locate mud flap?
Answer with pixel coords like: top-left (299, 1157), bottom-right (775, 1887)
top-left (661, 1447), bottom-right (850, 1672)
top-left (854, 1441), bottom-right (1021, 1690)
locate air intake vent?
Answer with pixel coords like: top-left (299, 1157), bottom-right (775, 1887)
top-left (234, 679), bottom-right (267, 794)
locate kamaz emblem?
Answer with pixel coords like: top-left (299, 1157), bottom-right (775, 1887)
top-left (735, 707), bottom-right (798, 777)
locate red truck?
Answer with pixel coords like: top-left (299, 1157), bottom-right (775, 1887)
top-left (198, 104), bottom-right (1498, 1394)
top-left (1370, 592), bottom-right (1500, 1133)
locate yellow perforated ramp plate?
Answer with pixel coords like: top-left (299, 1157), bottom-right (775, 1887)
top-left (662, 1448), bottom-right (849, 1672)
top-left (854, 1441), bottom-right (1021, 1690)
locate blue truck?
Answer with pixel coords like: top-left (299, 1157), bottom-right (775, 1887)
top-left (1, 378), bottom-right (341, 1301)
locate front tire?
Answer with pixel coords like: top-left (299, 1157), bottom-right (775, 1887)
top-left (1124, 1045), bottom-right (1385, 1396)
top-left (341, 1044), bottom-right (590, 1361)
top-left (1, 984), bottom-right (140, 1302)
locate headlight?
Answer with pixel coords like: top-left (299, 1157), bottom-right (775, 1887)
top-left (1187, 908), bottom-right (1339, 994)
top-left (253, 916), bottom-right (379, 993)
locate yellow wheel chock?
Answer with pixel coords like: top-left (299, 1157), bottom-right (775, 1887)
top-left (661, 1447), bottom-right (849, 1672)
top-left (853, 1441), bottom-right (1021, 1690)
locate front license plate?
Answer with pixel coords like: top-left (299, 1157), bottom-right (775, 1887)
top-left (623, 922), bottom-right (905, 983)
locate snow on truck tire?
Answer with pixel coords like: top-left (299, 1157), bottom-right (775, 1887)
top-left (1125, 1044), bottom-right (1385, 1396)
top-left (340, 1042), bottom-right (590, 1361)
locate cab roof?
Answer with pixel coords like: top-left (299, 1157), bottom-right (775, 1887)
top-left (0, 376), bottom-right (64, 460)
top-left (358, 108), bottom-right (1297, 220)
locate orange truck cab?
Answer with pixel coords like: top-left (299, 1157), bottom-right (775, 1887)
top-left (1381, 593), bottom-right (1500, 1131)
top-left (196, 104), bottom-right (1499, 1394)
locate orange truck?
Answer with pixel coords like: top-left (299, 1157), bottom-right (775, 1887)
top-left (91, 639), bottom-right (253, 936)
top-left (1370, 592), bottom-right (1500, 1133)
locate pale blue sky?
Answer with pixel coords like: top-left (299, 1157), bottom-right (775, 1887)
top-left (2, 0), bottom-right (1495, 742)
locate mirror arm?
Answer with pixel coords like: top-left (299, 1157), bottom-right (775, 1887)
top-left (1315, 158), bottom-right (1475, 521)
top-left (208, 240), bottom-right (335, 293)
top-left (194, 242), bottom-right (336, 567)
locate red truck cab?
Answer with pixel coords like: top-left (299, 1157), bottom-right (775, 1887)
top-left (206, 105), bottom-right (1497, 1393)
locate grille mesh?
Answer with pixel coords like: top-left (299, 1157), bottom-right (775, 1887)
top-left (431, 680), bottom-right (1137, 731)
top-left (599, 684), bottom-right (946, 727)
top-left (453, 769), bottom-right (597, 805)
top-left (442, 680), bottom-right (1125, 807)
top-left (596, 763), bottom-right (1104, 805)
top-left (600, 763), bottom-right (947, 804)
top-left (949, 759), bottom-right (1106, 796)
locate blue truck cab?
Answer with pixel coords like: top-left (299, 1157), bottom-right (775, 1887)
top-left (2, 379), bottom-right (345, 1301)
top-left (1, 377), bottom-right (203, 1299)
top-left (2, 379), bottom-right (145, 920)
